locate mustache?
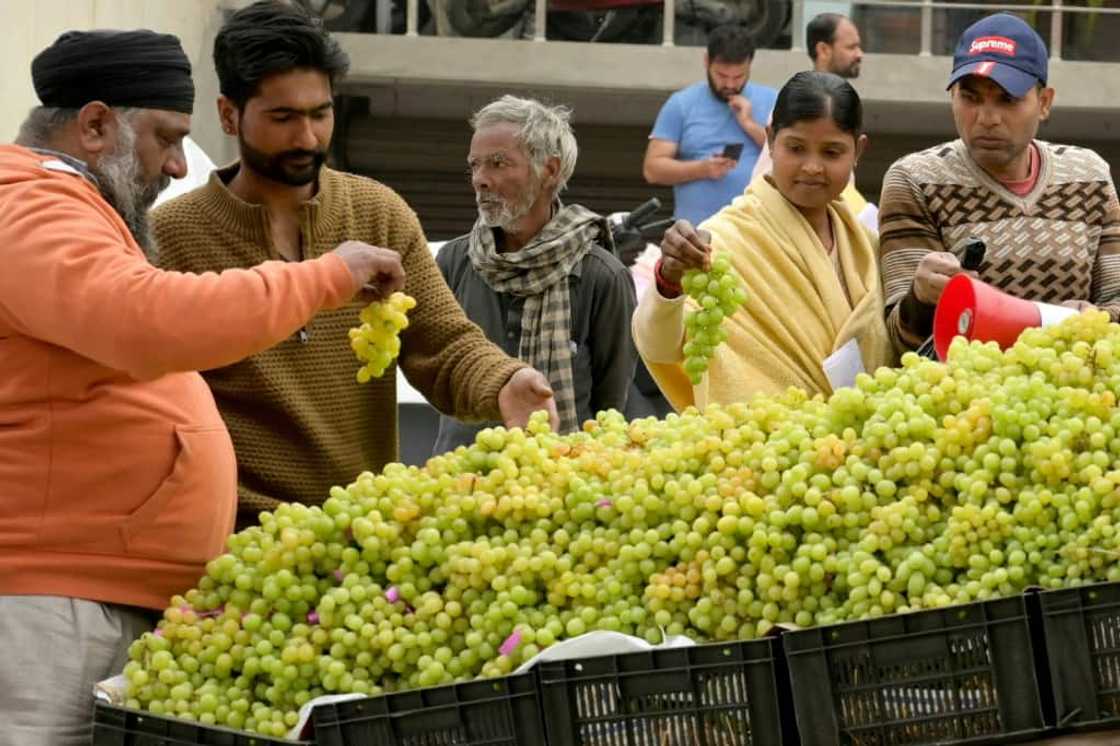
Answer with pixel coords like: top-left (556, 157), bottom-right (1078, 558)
top-left (278, 149), bottom-right (326, 161)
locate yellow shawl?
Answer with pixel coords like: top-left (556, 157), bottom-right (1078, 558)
top-left (637, 177), bottom-right (896, 411)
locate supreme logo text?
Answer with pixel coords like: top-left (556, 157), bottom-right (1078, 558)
top-left (969, 36), bottom-right (1017, 56)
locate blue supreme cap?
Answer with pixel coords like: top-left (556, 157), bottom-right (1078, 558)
top-left (947, 13), bottom-right (1048, 98)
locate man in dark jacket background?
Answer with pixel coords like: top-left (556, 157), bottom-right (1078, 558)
top-left (434, 95), bottom-right (637, 453)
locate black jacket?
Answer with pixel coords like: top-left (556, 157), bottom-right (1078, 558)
top-left (432, 233), bottom-right (637, 454)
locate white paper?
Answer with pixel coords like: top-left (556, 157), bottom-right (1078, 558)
top-left (823, 338), bottom-right (865, 391)
top-left (513, 629), bottom-right (696, 674)
top-left (1037, 302), bottom-right (1079, 328)
top-left (287, 693), bottom-right (365, 740)
top-left (94, 674), bottom-right (127, 705)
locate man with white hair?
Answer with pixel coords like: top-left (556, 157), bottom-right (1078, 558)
top-left (433, 95), bottom-right (637, 453)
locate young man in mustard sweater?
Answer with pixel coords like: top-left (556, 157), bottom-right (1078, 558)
top-left (152, 1), bottom-right (558, 529)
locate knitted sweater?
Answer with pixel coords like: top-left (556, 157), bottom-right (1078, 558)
top-left (152, 165), bottom-right (524, 522)
top-left (879, 139), bottom-right (1120, 350)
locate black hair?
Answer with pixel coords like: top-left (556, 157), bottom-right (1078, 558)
top-left (214, 0), bottom-right (351, 108)
top-left (806, 13), bottom-right (847, 61)
top-left (771, 71), bottom-right (862, 137)
top-left (706, 25), bottom-right (756, 64)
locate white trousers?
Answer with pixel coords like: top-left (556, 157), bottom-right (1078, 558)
top-left (0, 595), bottom-right (154, 746)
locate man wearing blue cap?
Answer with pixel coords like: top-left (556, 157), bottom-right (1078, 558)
top-left (878, 13), bottom-right (1120, 352)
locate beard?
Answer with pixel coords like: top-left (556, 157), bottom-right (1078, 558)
top-left (239, 134), bottom-right (326, 187)
top-left (707, 70), bottom-right (745, 101)
top-left (476, 177), bottom-right (542, 230)
top-left (832, 59), bottom-right (861, 79)
top-left (93, 120), bottom-right (169, 262)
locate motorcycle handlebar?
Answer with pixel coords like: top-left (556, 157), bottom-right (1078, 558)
top-left (623, 197), bottom-right (661, 229)
top-left (639, 217), bottom-right (674, 237)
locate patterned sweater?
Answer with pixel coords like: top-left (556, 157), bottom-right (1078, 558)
top-left (152, 165), bottom-right (525, 523)
top-left (879, 139), bottom-right (1120, 350)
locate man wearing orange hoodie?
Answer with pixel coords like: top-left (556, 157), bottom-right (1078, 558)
top-left (0, 30), bottom-right (410, 745)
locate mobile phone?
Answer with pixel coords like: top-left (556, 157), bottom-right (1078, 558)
top-left (960, 237), bottom-right (986, 271)
top-left (721, 142), bottom-right (744, 161)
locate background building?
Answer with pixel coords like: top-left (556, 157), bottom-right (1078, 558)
top-left (0, 0), bottom-right (233, 166)
top-left (6, 1), bottom-right (1119, 240)
top-left (325, 0), bottom-right (1120, 238)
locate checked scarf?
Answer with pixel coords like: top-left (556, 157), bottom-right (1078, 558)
top-left (468, 203), bottom-right (610, 434)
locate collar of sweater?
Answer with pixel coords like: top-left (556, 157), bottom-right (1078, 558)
top-left (196, 162), bottom-right (345, 243)
top-left (954, 138), bottom-right (1053, 212)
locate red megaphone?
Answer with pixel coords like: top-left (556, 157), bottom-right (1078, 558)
top-left (932, 274), bottom-right (1078, 360)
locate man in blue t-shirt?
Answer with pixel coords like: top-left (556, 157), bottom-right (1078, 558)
top-left (643, 25), bottom-right (777, 226)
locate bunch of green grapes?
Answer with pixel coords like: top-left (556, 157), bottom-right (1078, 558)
top-left (348, 292), bottom-right (416, 383)
top-left (680, 253), bottom-right (748, 385)
top-left (124, 311), bottom-right (1120, 737)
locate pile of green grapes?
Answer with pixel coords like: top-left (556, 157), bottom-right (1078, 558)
top-left (349, 291), bottom-right (416, 383)
top-left (125, 312), bottom-right (1120, 737)
top-left (681, 253), bottom-right (748, 385)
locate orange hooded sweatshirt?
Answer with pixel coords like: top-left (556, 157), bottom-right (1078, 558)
top-left (0, 145), bottom-right (357, 609)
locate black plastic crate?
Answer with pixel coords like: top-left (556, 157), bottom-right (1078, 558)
top-left (784, 595), bottom-right (1047, 746)
top-left (1038, 581), bottom-right (1120, 730)
top-left (311, 672), bottom-right (545, 746)
top-left (537, 638), bottom-right (791, 746)
top-left (92, 701), bottom-right (309, 745)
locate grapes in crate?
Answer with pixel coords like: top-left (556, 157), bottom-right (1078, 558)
top-left (125, 311), bottom-right (1120, 737)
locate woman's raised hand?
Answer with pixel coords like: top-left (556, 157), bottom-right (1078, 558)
top-left (658, 219), bottom-right (712, 286)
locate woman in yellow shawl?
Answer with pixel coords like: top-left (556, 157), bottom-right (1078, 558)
top-left (633, 71), bottom-right (897, 412)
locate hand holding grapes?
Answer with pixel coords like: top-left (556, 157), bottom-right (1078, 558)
top-left (657, 219), bottom-right (711, 289)
top-left (658, 221), bottom-right (748, 384)
top-left (498, 367), bottom-right (559, 431)
top-left (331, 241), bottom-right (406, 301)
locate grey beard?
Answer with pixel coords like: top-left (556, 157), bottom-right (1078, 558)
top-left (478, 201), bottom-right (520, 228)
top-left (476, 183), bottom-right (540, 230)
top-left (98, 186), bottom-right (159, 262)
top-left (91, 125), bottom-right (168, 263)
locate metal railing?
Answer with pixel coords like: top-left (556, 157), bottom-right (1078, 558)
top-left (842, 0), bottom-right (1120, 59)
top-left (401, 0), bottom-right (1120, 59)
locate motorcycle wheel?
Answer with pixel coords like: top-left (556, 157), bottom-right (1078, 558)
top-left (546, 7), bottom-right (661, 43)
top-left (447, 0), bottom-right (528, 37)
top-left (678, 0), bottom-right (790, 48)
top-left (740, 0), bottom-right (788, 48)
top-left (293, 0), bottom-right (375, 32)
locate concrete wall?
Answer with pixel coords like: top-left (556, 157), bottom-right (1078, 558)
top-left (333, 33), bottom-right (1120, 168)
top-left (335, 34), bottom-right (1120, 125)
top-left (0, 0), bottom-right (235, 164)
top-left (333, 33), bottom-right (1120, 219)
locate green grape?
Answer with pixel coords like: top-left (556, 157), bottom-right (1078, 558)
top-left (680, 253), bottom-right (747, 385)
top-left (348, 291), bottom-right (417, 382)
top-left (124, 311), bottom-right (1120, 736)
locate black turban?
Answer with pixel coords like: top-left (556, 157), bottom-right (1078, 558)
top-left (32, 29), bottom-right (195, 114)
